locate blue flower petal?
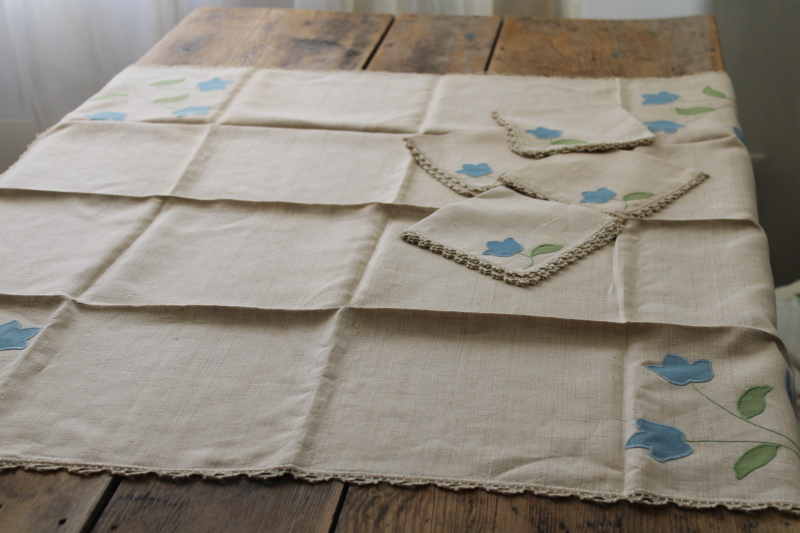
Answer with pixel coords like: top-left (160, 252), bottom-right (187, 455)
top-left (642, 91), bottom-right (680, 105)
top-left (172, 106), bottom-right (213, 117)
top-left (87, 111), bottom-right (126, 121)
top-left (733, 126), bottom-right (745, 144)
top-left (197, 78), bottom-right (234, 91)
top-left (456, 163), bottom-right (493, 178)
top-left (483, 238), bottom-right (524, 257)
top-left (644, 120), bottom-right (684, 134)
top-left (0, 320), bottom-right (42, 351)
top-left (580, 187), bottom-right (616, 204)
top-left (645, 353), bottom-right (714, 385)
top-left (626, 418), bottom-right (693, 462)
top-left (525, 127), bottom-right (562, 139)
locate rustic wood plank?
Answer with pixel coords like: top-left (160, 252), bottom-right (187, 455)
top-left (335, 483), bottom-right (800, 533)
top-left (367, 14), bottom-right (501, 74)
top-left (41, 10), bottom-right (783, 533)
top-left (92, 475), bottom-right (344, 533)
top-left (138, 7), bottom-right (392, 70)
top-left (0, 470), bottom-right (114, 533)
top-left (489, 15), bottom-right (724, 77)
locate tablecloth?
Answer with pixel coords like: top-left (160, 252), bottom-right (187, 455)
top-left (0, 65), bottom-right (797, 513)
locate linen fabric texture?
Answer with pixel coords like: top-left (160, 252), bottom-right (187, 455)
top-left (400, 188), bottom-right (623, 286)
top-left (493, 105), bottom-right (656, 158)
top-left (0, 66), bottom-right (796, 513)
top-left (404, 128), bottom-right (530, 196)
top-left (498, 150), bottom-right (709, 218)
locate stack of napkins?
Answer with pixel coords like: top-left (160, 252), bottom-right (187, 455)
top-left (403, 104), bottom-right (708, 286)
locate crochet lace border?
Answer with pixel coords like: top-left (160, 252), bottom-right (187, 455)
top-left (2, 459), bottom-right (799, 514)
top-left (404, 137), bottom-right (496, 197)
top-left (492, 111), bottom-right (656, 159)
top-left (400, 217), bottom-right (624, 287)
top-left (500, 170), bottom-right (710, 219)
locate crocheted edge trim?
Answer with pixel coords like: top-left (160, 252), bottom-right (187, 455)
top-left (404, 137), bottom-right (500, 197)
top-left (400, 217), bottom-right (624, 287)
top-left (492, 111), bottom-right (655, 159)
top-left (499, 171), bottom-right (710, 219)
top-left (1, 459), bottom-right (798, 514)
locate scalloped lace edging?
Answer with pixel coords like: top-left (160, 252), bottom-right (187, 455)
top-left (499, 171), bottom-right (710, 219)
top-left (401, 217), bottom-right (624, 287)
top-left (404, 137), bottom-right (499, 197)
top-left (1, 459), bottom-right (799, 514)
top-left (624, 171), bottom-right (710, 218)
top-left (492, 111), bottom-right (655, 159)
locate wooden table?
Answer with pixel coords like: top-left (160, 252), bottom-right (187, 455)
top-left (0, 8), bottom-right (795, 533)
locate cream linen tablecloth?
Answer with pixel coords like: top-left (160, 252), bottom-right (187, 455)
top-left (0, 66), bottom-right (797, 513)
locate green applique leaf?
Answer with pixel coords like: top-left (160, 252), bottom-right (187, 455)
top-left (737, 385), bottom-right (772, 419)
top-left (550, 139), bottom-right (587, 145)
top-left (622, 192), bottom-right (654, 202)
top-left (676, 107), bottom-right (715, 115)
top-left (733, 443), bottom-right (778, 479)
top-left (150, 78), bottom-right (185, 87)
top-left (703, 86), bottom-right (727, 99)
top-left (154, 94), bottom-right (190, 104)
top-left (91, 93), bottom-right (127, 101)
top-left (529, 244), bottom-right (563, 257)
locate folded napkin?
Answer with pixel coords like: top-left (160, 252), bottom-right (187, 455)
top-left (405, 128), bottom-right (531, 196)
top-left (400, 187), bottom-right (623, 287)
top-left (499, 150), bottom-right (709, 218)
top-left (493, 105), bottom-right (655, 158)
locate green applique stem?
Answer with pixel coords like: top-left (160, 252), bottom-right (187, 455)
top-left (609, 198), bottom-right (630, 210)
top-left (487, 172), bottom-right (507, 184)
top-left (513, 244), bottom-right (564, 270)
top-left (687, 439), bottom-right (800, 461)
top-left (547, 139), bottom-right (586, 146)
top-left (608, 192), bottom-right (655, 210)
top-left (691, 383), bottom-right (800, 454)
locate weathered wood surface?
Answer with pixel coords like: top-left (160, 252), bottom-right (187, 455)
top-left (0, 470), bottom-right (114, 533)
top-left (489, 15), bottom-right (724, 77)
top-left (338, 484), bottom-right (800, 533)
top-left (138, 7), bottom-right (392, 70)
top-left (91, 476), bottom-right (344, 533)
top-left (367, 14), bottom-right (501, 74)
top-left (10, 8), bottom-right (784, 533)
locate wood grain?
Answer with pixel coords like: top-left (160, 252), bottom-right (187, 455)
top-left (489, 15), bottom-right (724, 77)
top-left (18, 9), bottom-right (785, 533)
top-left (91, 475), bottom-right (344, 533)
top-left (138, 7), bottom-right (392, 70)
top-left (0, 470), bottom-right (114, 533)
top-left (335, 483), bottom-right (800, 533)
top-left (367, 14), bottom-right (501, 74)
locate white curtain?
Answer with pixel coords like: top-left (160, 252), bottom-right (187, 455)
top-left (0, 0), bottom-right (296, 130)
top-left (0, 0), bottom-right (708, 170)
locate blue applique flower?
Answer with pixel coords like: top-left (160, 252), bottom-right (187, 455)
top-left (733, 126), bottom-right (745, 144)
top-left (197, 78), bottom-right (234, 91)
top-left (642, 91), bottom-right (680, 105)
top-left (0, 320), bottom-right (42, 351)
top-left (87, 111), bottom-right (126, 121)
top-left (172, 106), bottom-right (213, 117)
top-left (645, 353), bottom-right (714, 386)
top-left (580, 187), bottom-right (616, 204)
top-left (525, 127), bottom-right (562, 139)
top-left (456, 163), bottom-right (493, 178)
top-left (626, 418), bottom-right (693, 462)
top-left (483, 238), bottom-right (524, 257)
top-left (644, 120), bottom-right (684, 134)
